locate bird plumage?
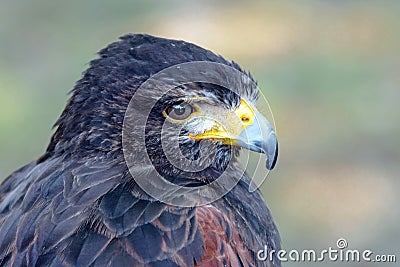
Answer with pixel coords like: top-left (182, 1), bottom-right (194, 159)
top-left (0, 34), bottom-right (280, 266)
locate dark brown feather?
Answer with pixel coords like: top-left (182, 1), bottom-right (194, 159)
top-left (0, 34), bottom-right (281, 267)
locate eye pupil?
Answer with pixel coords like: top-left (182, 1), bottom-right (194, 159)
top-left (174, 105), bottom-right (186, 115)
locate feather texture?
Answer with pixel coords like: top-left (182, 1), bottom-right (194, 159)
top-left (0, 34), bottom-right (280, 267)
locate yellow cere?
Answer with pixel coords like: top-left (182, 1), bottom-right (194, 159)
top-left (235, 99), bottom-right (255, 129)
top-left (189, 99), bottom-right (256, 143)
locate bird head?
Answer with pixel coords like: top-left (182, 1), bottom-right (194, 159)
top-left (44, 34), bottom-right (278, 189)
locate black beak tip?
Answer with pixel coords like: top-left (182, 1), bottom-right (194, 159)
top-left (266, 142), bottom-right (278, 170)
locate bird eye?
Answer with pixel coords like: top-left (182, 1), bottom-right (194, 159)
top-left (165, 102), bottom-right (194, 121)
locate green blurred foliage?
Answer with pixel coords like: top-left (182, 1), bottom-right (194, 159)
top-left (0, 1), bottom-right (399, 266)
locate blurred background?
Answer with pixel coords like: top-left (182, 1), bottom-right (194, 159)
top-left (0, 0), bottom-right (399, 266)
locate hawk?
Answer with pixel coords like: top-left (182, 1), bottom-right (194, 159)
top-left (0, 34), bottom-right (281, 266)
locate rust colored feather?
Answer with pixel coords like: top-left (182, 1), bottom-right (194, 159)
top-left (195, 205), bottom-right (255, 267)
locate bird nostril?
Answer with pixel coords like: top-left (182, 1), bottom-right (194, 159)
top-left (241, 116), bottom-right (249, 123)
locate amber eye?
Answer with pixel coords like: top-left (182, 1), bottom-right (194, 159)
top-left (165, 102), bottom-right (194, 121)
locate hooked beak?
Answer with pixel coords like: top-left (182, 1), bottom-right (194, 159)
top-left (189, 99), bottom-right (278, 170)
top-left (236, 111), bottom-right (278, 170)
